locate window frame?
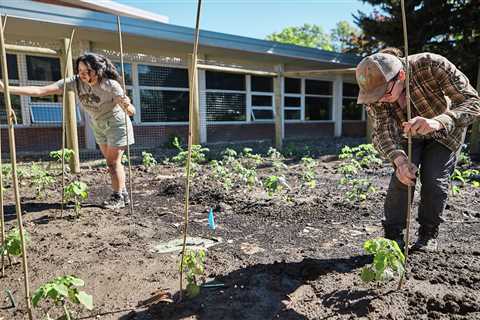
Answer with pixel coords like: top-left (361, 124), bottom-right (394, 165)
top-left (342, 81), bottom-right (365, 121)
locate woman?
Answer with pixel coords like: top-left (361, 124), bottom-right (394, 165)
top-left (356, 48), bottom-right (480, 251)
top-left (0, 53), bottom-right (135, 209)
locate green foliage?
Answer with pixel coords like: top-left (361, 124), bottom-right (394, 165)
top-left (354, 1), bottom-right (479, 84)
top-left (451, 168), bottom-right (480, 195)
top-left (241, 148), bottom-right (263, 168)
top-left (0, 228), bottom-right (29, 257)
top-left (30, 164), bottom-right (55, 198)
top-left (360, 238), bottom-right (405, 283)
top-left (210, 160), bottom-right (233, 190)
top-left (330, 20), bottom-right (360, 52)
top-left (263, 175), bottom-right (284, 196)
top-left (300, 157), bottom-right (317, 188)
top-left (339, 144), bottom-right (382, 168)
top-left (457, 151), bottom-right (472, 167)
top-left (266, 23), bottom-right (333, 50)
top-left (180, 249), bottom-right (206, 298)
top-left (49, 149), bottom-right (75, 163)
top-left (32, 275), bottom-right (93, 320)
top-left (64, 181), bottom-right (88, 216)
top-left (268, 147), bottom-right (288, 172)
top-left (345, 178), bottom-right (376, 203)
top-left (142, 151), bottom-right (157, 168)
top-left (171, 140), bottom-right (209, 175)
top-left (2, 164), bottom-right (12, 177)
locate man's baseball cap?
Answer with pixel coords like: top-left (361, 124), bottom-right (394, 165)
top-left (356, 53), bottom-right (403, 104)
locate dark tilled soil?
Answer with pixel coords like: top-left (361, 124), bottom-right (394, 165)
top-left (1, 156), bottom-right (480, 320)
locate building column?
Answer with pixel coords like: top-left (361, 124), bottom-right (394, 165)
top-left (274, 64), bottom-right (284, 149)
top-left (333, 75), bottom-right (343, 137)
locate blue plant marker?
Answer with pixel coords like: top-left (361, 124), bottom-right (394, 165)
top-left (208, 208), bottom-right (216, 230)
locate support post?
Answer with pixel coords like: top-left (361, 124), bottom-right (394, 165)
top-left (62, 37), bottom-right (80, 173)
top-left (274, 65), bottom-right (284, 149)
top-left (469, 60), bottom-right (480, 155)
top-left (188, 54), bottom-right (201, 145)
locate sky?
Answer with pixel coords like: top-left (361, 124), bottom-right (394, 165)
top-left (116, 0), bottom-right (374, 40)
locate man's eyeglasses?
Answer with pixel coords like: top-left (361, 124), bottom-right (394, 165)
top-left (384, 73), bottom-right (399, 96)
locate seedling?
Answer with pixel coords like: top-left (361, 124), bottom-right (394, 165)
top-left (345, 178), bottom-right (376, 203)
top-left (263, 175), bottom-right (284, 196)
top-left (171, 139), bottom-right (209, 175)
top-left (180, 249), bottom-right (206, 298)
top-left (360, 237), bottom-right (405, 283)
top-left (300, 157), bottom-right (317, 188)
top-left (64, 181), bottom-right (88, 217)
top-left (339, 144), bottom-right (382, 168)
top-left (30, 164), bottom-right (55, 199)
top-left (0, 228), bottom-right (29, 266)
top-left (50, 149), bottom-right (75, 163)
top-left (210, 160), bottom-right (233, 190)
top-left (451, 168), bottom-right (480, 195)
top-left (32, 275), bottom-right (93, 320)
top-left (142, 151), bottom-right (157, 168)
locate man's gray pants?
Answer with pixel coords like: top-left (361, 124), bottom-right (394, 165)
top-left (383, 139), bottom-right (458, 231)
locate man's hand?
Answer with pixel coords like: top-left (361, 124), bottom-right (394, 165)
top-left (402, 117), bottom-right (442, 135)
top-left (393, 155), bottom-right (418, 186)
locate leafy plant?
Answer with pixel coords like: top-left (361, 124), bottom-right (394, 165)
top-left (64, 181), bottom-right (88, 217)
top-left (263, 175), bottom-right (285, 196)
top-left (300, 157), bottom-right (317, 188)
top-left (457, 150), bottom-right (472, 167)
top-left (360, 237), bottom-right (405, 283)
top-left (345, 178), bottom-right (376, 203)
top-left (32, 275), bottom-right (93, 320)
top-left (180, 249), bottom-right (206, 298)
top-left (142, 151), bottom-right (157, 168)
top-left (0, 228), bottom-right (29, 265)
top-left (49, 149), bottom-right (75, 163)
top-left (339, 144), bottom-right (382, 168)
top-left (30, 164), bottom-right (55, 199)
top-left (171, 140), bottom-right (209, 175)
top-left (210, 160), bottom-right (233, 190)
top-left (451, 168), bottom-right (480, 195)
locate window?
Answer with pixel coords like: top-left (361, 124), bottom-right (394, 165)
top-left (284, 78), bottom-right (302, 120)
top-left (0, 93), bottom-right (22, 124)
top-left (26, 56), bottom-right (61, 81)
top-left (0, 54), bottom-right (19, 80)
top-left (113, 62), bottom-right (133, 86)
top-left (305, 80), bottom-right (332, 120)
top-left (30, 103), bottom-right (82, 124)
top-left (343, 82), bottom-right (363, 120)
top-left (138, 64), bottom-right (189, 123)
top-left (250, 76), bottom-right (274, 122)
top-left (206, 71), bottom-right (246, 122)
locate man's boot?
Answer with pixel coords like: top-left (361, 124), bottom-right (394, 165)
top-left (412, 225), bottom-right (438, 252)
top-left (384, 225), bottom-right (405, 251)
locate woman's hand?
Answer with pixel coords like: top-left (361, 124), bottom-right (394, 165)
top-left (116, 95), bottom-right (136, 116)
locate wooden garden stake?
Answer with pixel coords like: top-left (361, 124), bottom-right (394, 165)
top-left (0, 14), bottom-right (33, 320)
top-left (60, 29), bottom-right (76, 217)
top-left (398, 0), bottom-right (413, 290)
top-left (179, 0), bottom-right (202, 301)
top-left (116, 16), bottom-right (134, 216)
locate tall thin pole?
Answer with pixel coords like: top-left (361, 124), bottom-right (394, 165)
top-left (398, 0), bottom-right (412, 290)
top-left (0, 14), bottom-right (33, 320)
top-left (0, 14), bottom-right (7, 278)
top-left (60, 29), bottom-right (76, 217)
top-left (116, 16), bottom-right (134, 216)
top-left (179, 0), bottom-right (202, 301)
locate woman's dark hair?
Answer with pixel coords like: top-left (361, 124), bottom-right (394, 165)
top-left (379, 47), bottom-right (404, 57)
top-left (75, 53), bottom-right (120, 82)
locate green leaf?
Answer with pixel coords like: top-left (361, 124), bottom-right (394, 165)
top-left (32, 287), bottom-right (46, 307)
top-left (53, 283), bottom-right (69, 298)
top-left (360, 267), bottom-right (375, 283)
top-left (76, 291), bottom-right (94, 310)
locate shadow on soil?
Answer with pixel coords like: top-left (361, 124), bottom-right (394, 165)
top-left (120, 255), bottom-right (374, 320)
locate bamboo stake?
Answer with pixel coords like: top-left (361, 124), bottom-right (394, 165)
top-left (60, 29), bottom-right (76, 217)
top-left (116, 16), bottom-right (134, 216)
top-left (0, 14), bottom-right (6, 278)
top-left (0, 14), bottom-right (33, 320)
top-left (179, 0), bottom-right (202, 301)
top-left (398, 0), bottom-right (413, 290)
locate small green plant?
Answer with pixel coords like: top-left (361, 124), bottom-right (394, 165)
top-left (32, 275), bottom-right (93, 320)
top-left (222, 148), bottom-right (238, 164)
top-left (122, 154), bottom-right (128, 165)
top-left (360, 237), bottom-right (405, 283)
top-left (263, 175), bottom-right (284, 196)
top-left (50, 149), bottom-right (75, 163)
top-left (171, 140), bottom-right (209, 175)
top-left (457, 150), bottom-right (472, 167)
top-left (210, 160), bottom-right (233, 190)
top-left (180, 249), bottom-right (206, 298)
top-left (64, 181), bottom-right (88, 217)
top-left (142, 151), bottom-right (157, 168)
top-left (30, 164), bottom-right (55, 199)
top-left (300, 157), bottom-right (317, 188)
top-left (2, 164), bottom-right (12, 177)
top-left (345, 178), bottom-right (376, 203)
top-left (0, 228), bottom-right (29, 265)
top-left (241, 148), bottom-right (263, 168)
top-left (339, 144), bottom-right (382, 168)
top-left (451, 168), bottom-right (480, 195)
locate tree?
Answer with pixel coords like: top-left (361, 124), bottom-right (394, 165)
top-left (266, 23), bottom-right (333, 51)
top-left (331, 21), bottom-right (361, 53)
top-left (354, 0), bottom-right (480, 86)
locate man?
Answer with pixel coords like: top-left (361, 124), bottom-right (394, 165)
top-left (356, 49), bottom-right (480, 251)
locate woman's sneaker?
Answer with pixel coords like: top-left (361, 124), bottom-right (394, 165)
top-left (122, 191), bottom-right (130, 205)
top-left (103, 192), bottom-right (125, 209)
